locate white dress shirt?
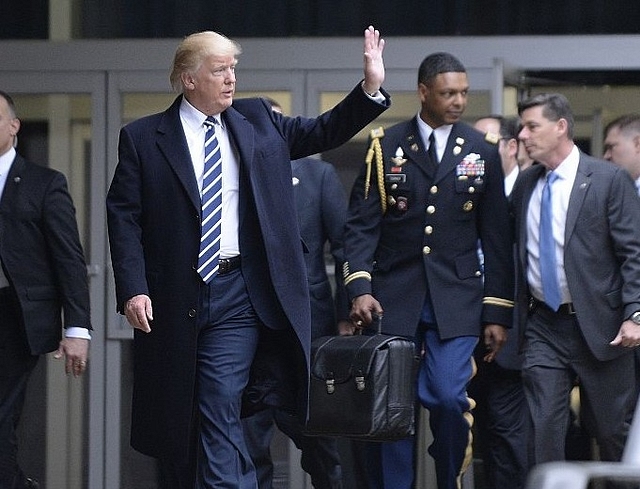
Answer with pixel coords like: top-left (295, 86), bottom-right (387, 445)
top-left (504, 165), bottom-right (520, 197)
top-left (526, 144), bottom-right (580, 304)
top-left (180, 98), bottom-right (240, 258)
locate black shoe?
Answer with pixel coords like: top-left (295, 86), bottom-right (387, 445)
top-left (23, 478), bottom-right (40, 489)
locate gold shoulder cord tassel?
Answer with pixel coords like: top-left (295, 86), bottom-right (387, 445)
top-left (364, 127), bottom-right (387, 214)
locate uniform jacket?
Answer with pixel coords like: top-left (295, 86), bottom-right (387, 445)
top-left (106, 84), bottom-right (389, 461)
top-left (291, 157), bottom-right (348, 339)
top-left (343, 118), bottom-right (514, 339)
top-left (0, 153), bottom-right (91, 355)
top-left (511, 154), bottom-right (640, 362)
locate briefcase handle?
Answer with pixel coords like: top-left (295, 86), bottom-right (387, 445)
top-left (356, 313), bottom-right (383, 335)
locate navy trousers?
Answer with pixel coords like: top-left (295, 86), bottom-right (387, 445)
top-left (371, 327), bottom-right (477, 489)
top-left (242, 407), bottom-right (343, 488)
top-left (196, 269), bottom-right (261, 489)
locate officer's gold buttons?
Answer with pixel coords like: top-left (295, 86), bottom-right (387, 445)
top-left (430, 185), bottom-right (438, 194)
top-left (424, 225), bottom-right (433, 235)
top-left (426, 205), bottom-right (436, 214)
top-left (423, 246), bottom-right (431, 255)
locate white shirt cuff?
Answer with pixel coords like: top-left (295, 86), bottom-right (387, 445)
top-left (65, 327), bottom-right (92, 340)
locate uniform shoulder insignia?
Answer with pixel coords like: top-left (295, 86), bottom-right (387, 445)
top-left (485, 132), bottom-right (500, 145)
top-left (370, 126), bottom-right (385, 139)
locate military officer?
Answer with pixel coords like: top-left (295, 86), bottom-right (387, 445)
top-left (343, 52), bottom-right (514, 489)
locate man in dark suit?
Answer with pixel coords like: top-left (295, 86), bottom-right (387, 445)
top-left (106, 27), bottom-right (389, 489)
top-left (469, 115), bottom-right (530, 489)
top-left (511, 93), bottom-right (640, 467)
top-left (242, 97), bottom-right (348, 489)
top-left (243, 156), bottom-right (349, 489)
top-left (0, 90), bottom-right (91, 489)
top-left (343, 52), bottom-right (514, 489)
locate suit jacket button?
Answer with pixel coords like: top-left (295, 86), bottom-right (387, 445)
top-left (424, 225), bottom-right (433, 235)
top-left (423, 246), bottom-right (431, 255)
top-left (426, 205), bottom-right (436, 214)
top-left (188, 309), bottom-right (197, 318)
top-left (430, 185), bottom-right (438, 194)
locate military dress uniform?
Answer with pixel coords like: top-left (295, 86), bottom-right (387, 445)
top-left (343, 117), bottom-right (514, 489)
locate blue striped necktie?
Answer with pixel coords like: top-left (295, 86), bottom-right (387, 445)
top-left (197, 116), bottom-right (223, 283)
top-left (539, 171), bottom-right (561, 310)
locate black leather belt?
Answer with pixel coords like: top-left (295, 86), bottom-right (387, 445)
top-left (530, 298), bottom-right (576, 316)
top-left (218, 255), bottom-right (241, 275)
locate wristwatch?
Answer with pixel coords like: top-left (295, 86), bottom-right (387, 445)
top-left (630, 311), bottom-right (640, 325)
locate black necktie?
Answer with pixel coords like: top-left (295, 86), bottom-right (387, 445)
top-left (428, 132), bottom-right (439, 165)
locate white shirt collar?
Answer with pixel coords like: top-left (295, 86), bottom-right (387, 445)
top-left (548, 144), bottom-right (580, 181)
top-left (179, 97), bottom-right (222, 131)
top-left (0, 146), bottom-right (16, 177)
top-left (415, 115), bottom-right (453, 159)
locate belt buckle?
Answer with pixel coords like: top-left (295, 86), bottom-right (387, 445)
top-left (219, 259), bottom-right (229, 274)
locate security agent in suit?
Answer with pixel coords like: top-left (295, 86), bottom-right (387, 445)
top-left (511, 93), bottom-right (640, 466)
top-left (243, 153), bottom-right (349, 489)
top-left (0, 91), bottom-right (91, 489)
top-left (468, 115), bottom-right (530, 489)
top-left (106, 28), bottom-right (389, 489)
top-left (604, 114), bottom-right (640, 407)
top-left (343, 53), bottom-right (514, 489)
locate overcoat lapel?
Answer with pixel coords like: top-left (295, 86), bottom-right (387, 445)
top-left (156, 97), bottom-right (201, 213)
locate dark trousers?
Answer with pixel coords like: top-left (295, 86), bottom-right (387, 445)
top-left (0, 287), bottom-right (39, 489)
top-left (522, 306), bottom-right (635, 465)
top-left (362, 327), bottom-right (477, 489)
top-left (242, 407), bottom-right (343, 489)
top-left (160, 269), bottom-right (261, 489)
top-left (468, 357), bottom-right (530, 489)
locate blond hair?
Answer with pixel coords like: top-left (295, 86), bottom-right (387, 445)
top-left (169, 31), bottom-right (242, 92)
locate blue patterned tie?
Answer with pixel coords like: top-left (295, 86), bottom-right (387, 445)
top-left (197, 116), bottom-right (223, 283)
top-left (539, 172), bottom-right (561, 310)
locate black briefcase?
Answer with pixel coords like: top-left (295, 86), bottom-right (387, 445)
top-left (305, 319), bottom-right (418, 441)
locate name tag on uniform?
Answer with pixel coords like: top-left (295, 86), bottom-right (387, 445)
top-left (385, 174), bottom-right (406, 183)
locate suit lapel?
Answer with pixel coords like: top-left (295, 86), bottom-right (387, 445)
top-left (565, 156), bottom-right (591, 244)
top-left (156, 97), bottom-right (201, 212)
top-left (0, 154), bottom-right (26, 209)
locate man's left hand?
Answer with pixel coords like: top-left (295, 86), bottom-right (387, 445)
top-left (54, 338), bottom-right (90, 377)
top-left (362, 25), bottom-right (385, 95)
top-left (610, 320), bottom-right (640, 348)
top-left (483, 324), bottom-right (508, 362)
